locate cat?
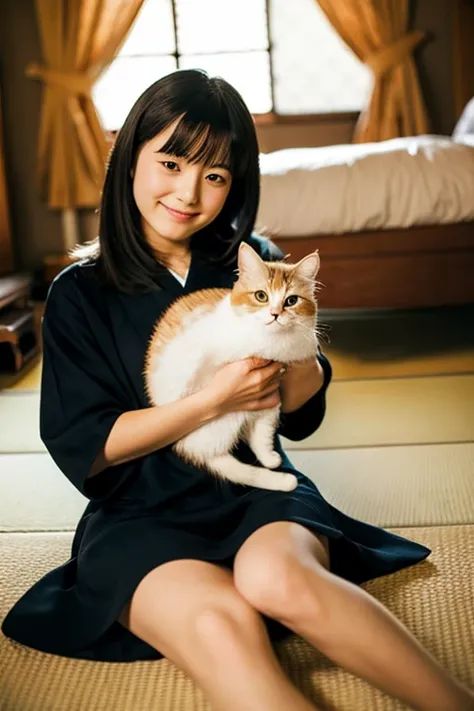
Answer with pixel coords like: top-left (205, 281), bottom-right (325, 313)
top-left (144, 241), bottom-right (320, 492)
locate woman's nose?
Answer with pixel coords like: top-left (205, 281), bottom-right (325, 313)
top-left (177, 174), bottom-right (200, 205)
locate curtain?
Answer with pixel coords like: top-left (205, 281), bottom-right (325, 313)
top-left (316, 0), bottom-right (429, 142)
top-left (26, 0), bottom-right (145, 210)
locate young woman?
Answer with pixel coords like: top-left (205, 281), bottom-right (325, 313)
top-left (3, 70), bottom-right (473, 711)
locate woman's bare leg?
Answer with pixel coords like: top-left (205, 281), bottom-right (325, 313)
top-left (118, 559), bottom-right (322, 711)
top-left (290, 565), bottom-right (474, 711)
top-left (234, 522), bottom-right (474, 711)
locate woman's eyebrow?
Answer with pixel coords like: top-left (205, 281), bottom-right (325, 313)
top-left (151, 150), bottom-right (230, 170)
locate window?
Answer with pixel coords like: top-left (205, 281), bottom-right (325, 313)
top-left (93, 0), bottom-right (372, 131)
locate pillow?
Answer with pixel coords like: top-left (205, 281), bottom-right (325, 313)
top-left (452, 97), bottom-right (474, 138)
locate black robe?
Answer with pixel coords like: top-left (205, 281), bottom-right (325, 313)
top-left (1, 234), bottom-right (430, 661)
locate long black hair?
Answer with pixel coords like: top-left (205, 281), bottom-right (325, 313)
top-left (72, 69), bottom-right (260, 293)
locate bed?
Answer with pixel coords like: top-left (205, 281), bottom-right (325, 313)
top-left (257, 115), bottom-right (474, 310)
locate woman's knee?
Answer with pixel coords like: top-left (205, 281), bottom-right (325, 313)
top-left (117, 558), bottom-right (267, 671)
top-left (234, 549), bottom-right (327, 624)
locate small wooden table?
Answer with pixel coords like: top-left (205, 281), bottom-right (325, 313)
top-left (0, 274), bottom-right (39, 373)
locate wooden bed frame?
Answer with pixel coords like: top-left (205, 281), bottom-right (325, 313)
top-left (273, 221), bottom-right (474, 310)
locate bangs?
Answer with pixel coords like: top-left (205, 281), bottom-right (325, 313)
top-left (157, 116), bottom-right (241, 175)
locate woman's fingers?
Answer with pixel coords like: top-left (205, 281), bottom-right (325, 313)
top-left (243, 386), bottom-right (281, 411)
top-left (251, 360), bottom-right (283, 381)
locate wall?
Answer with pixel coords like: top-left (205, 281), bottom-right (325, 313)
top-left (453, 0), bottom-right (474, 118)
top-left (0, 0), bottom-right (63, 271)
top-left (0, 88), bottom-right (13, 275)
top-left (413, 0), bottom-right (455, 135)
top-left (0, 0), bottom-right (460, 273)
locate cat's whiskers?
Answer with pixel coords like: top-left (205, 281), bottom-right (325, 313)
top-left (316, 330), bottom-right (330, 346)
top-left (294, 321), bottom-right (320, 346)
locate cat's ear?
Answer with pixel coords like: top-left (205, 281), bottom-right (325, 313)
top-left (293, 251), bottom-right (320, 281)
top-left (237, 242), bottom-right (268, 279)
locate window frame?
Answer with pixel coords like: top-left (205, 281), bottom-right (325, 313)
top-left (104, 0), bottom-right (362, 129)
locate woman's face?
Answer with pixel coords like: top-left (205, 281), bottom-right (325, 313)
top-left (132, 120), bottom-right (233, 255)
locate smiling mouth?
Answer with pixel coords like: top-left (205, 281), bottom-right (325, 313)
top-left (161, 204), bottom-right (199, 219)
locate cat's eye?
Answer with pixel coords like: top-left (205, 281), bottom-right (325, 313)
top-left (285, 295), bottom-right (299, 307)
top-left (254, 291), bottom-right (268, 303)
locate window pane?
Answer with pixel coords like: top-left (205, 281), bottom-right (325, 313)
top-left (93, 56), bottom-right (177, 130)
top-left (180, 52), bottom-right (272, 114)
top-left (176, 0), bottom-right (268, 54)
top-left (270, 0), bottom-right (372, 113)
top-left (119, 0), bottom-right (175, 56)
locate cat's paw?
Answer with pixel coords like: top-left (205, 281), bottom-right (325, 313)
top-left (258, 451), bottom-right (282, 469)
top-left (256, 470), bottom-right (298, 492)
top-left (278, 473), bottom-right (298, 492)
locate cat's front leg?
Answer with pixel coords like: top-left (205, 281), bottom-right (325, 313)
top-left (246, 408), bottom-right (282, 470)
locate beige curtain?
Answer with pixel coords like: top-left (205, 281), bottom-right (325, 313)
top-left (316, 0), bottom-right (429, 142)
top-left (26, 0), bottom-right (145, 210)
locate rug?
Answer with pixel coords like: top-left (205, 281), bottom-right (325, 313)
top-left (1, 526), bottom-right (473, 711)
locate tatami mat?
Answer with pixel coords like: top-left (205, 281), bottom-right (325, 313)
top-left (1, 442), bottom-right (473, 533)
top-left (0, 392), bottom-right (43, 453)
top-left (0, 454), bottom-right (86, 532)
top-left (2, 373), bottom-right (473, 454)
top-left (1, 306), bottom-right (473, 709)
top-left (294, 442), bottom-right (474, 528)
top-left (1, 525), bottom-right (473, 711)
top-left (287, 373), bottom-right (474, 450)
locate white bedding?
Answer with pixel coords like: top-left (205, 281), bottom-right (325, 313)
top-left (256, 135), bottom-right (474, 237)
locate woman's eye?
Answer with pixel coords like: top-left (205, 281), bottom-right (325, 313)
top-left (162, 161), bottom-right (179, 171)
top-left (206, 173), bottom-right (225, 184)
top-left (254, 291), bottom-right (268, 303)
top-left (285, 295), bottom-right (299, 307)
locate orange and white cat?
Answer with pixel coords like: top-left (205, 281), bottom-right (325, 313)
top-left (144, 242), bottom-right (320, 492)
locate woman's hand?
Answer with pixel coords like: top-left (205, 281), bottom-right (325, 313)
top-left (204, 358), bottom-right (286, 416)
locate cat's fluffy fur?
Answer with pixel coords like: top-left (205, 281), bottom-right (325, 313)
top-left (144, 242), bottom-right (320, 492)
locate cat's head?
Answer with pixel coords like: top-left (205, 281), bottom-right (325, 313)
top-left (230, 242), bottom-right (320, 333)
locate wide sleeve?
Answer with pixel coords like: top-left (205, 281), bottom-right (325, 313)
top-left (257, 235), bottom-right (333, 442)
top-left (39, 273), bottom-right (131, 501)
top-left (277, 351), bottom-right (332, 441)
